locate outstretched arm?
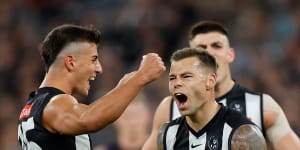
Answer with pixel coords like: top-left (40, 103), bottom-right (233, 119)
top-left (42, 53), bottom-right (166, 135)
top-left (142, 96), bottom-right (172, 150)
top-left (231, 124), bottom-right (267, 150)
top-left (263, 94), bottom-right (300, 150)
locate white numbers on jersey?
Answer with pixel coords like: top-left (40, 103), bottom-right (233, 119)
top-left (18, 117), bottom-right (42, 150)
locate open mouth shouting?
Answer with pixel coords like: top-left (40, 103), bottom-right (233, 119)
top-left (89, 76), bottom-right (96, 81)
top-left (87, 75), bottom-right (96, 89)
top-left (174, 93), bottom-right (188, 110)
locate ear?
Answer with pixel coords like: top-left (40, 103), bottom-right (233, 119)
top-left (227, 48), bottom-right (235, 63)
top-left (206, 73), bottom-right (217, 90)
top-left (64, 55), bottom-right (75, 71)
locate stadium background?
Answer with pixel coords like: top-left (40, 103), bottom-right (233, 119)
top-left (0, 0), bottom-right (299, 149)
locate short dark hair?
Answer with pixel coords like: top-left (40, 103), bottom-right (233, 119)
top-left (40, 24), bottom-right (101, 72)
top-left (170, 47), bottom-right (218, 74)
top-left (188, 20), bottom-right (229, 41)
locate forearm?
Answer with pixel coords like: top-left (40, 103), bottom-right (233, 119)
top-left (80, 78), bottom-right (144, 131)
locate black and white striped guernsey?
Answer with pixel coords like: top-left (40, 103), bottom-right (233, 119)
top-left (163, 105), bottom-right (254, 150)
top-left (170, 83), bottom-right (264, 132)
top-left (18, 87), bottom-right (92, 150)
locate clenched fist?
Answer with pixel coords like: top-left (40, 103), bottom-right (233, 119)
top-left (136, 53), bottom-right (166, 85)
top-left (117, 53), bottom-right (165, 87)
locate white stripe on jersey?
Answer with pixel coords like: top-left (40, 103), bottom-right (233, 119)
top-left (172, 101), bottom-right (181, 120)
top-left (184, 93), bottom-right (262, 129)
top-left (165, 123), bottom-right (233, 150)
top-left (222, 123), bottom-right (233, 150)
top-left (245, 93), bottom-right (262, 129)
top-left (75, 134), bottom-right (90, 150)
top-left (166, 125), bottom-right (180, 150)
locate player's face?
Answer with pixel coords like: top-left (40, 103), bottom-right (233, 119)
top-left (169, 57), bottom-right (210, 116)
top-left (189, 32), bottom-right (234, 85)
top-left (72, 42), bottom-right (102, 96)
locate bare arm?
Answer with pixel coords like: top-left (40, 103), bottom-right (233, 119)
top-left (142, 96), bottom-right (172, 150)
top-left (231, 124), bottom-right (267, 150)
top-left (42, 53), bottom-right (166, 135)
top-left (157, 123), bottom-right (168, 150)
top-left (263, 94), bottom-right (300, 150)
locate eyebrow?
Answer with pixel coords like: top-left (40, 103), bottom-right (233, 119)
top-left (169, 72), bottom-right (192, 77)
top-left (196, 44), bottom-right (207, 48)
top-left (211, 41), bottom-right (223, 46)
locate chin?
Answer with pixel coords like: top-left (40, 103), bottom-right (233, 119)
top-left (179, 110), bottom-right (189, 116)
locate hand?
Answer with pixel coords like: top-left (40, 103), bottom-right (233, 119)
top-left (136, 53), bottom-right (166, 85)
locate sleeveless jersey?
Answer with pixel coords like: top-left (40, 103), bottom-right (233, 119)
top-left (163, 105), bottom-right (254, 150)
top-left (18, 87), bottom-right (92, 150)
top-left (170, 83), bottom-right (264, 132)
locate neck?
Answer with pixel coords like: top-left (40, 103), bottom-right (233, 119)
top-left (39, 70), bottom-right (72, 94)
top-left (186, 102), bottom-right (220, 132)
top-left (215, 78), bottom-right (234, 98)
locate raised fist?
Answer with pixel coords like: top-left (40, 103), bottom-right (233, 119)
top-left (136, 53), bottom-right (166, 85)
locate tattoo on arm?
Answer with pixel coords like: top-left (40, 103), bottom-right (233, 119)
top-left (157, 123), bottom-right (168, 150)
top-left (231, 124), bottom-right (267, 150)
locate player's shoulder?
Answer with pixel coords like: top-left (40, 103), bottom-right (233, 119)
top-left (262, 93), bottom-right (274, 101)
top-left (50, 94), bottom-right (76, 104)
top-left (161, 96), bottom-right (173, 104)
top-left (33, 87), bottom-right (67, 102)
top-left (235, 83), bottom-right (279, 106)
top-left (43, 87), bottom-right (77, 112)
top-left (164, 115), bottom-right (185, 128)
top-left (234, 83), bottom-right (262, 95)
top-left (156, 96), bottom-right (172, 113)
top-left (224, 106), bottom-right (254, 127)
top-left (152, 96), bottom-right (173, 128)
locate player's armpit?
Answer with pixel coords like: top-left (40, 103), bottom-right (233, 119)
top-left (157, 123), bottom-right (168, 150)
top-left (231, 124), bottom-right (267, 150)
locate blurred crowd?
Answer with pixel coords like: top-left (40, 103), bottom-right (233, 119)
top-left (0, 0), bottom-right (300, 149)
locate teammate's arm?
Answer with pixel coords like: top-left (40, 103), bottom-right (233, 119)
top-left (42, 72), bottom-right (144, 135)
top-left (142, 96), bottom-right (172, 150)
top-left (42, 53), bottom-right (165, 135)
top-left (231, 124), bottom-right (267, 150)
top-left (157, 123), bottom-right (168, 150)
top-left (263, 94), bottom-right (300, 150)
